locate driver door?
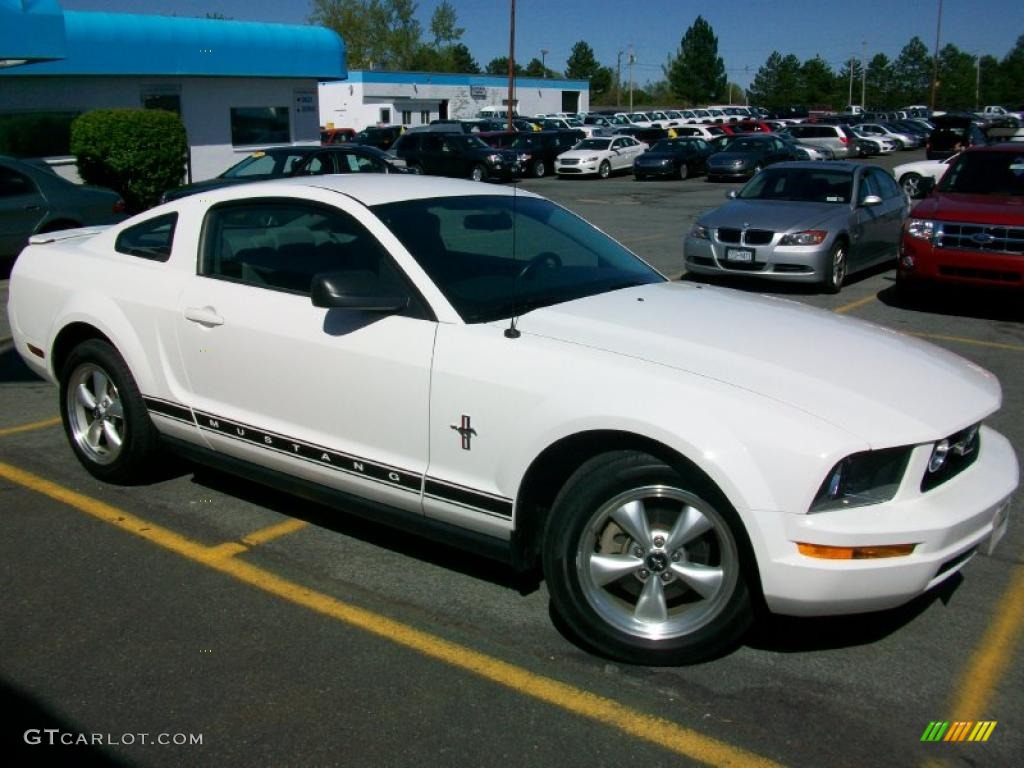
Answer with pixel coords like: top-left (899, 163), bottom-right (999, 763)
top-left (174, 195), bottom-right (437, 513)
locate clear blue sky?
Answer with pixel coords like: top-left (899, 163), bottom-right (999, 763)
top-left (61, 1), bottom-right (1023, 90)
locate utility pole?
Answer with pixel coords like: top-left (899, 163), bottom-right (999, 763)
top-left (975, 54), bottom-right (981, 110)
top-left (507, 0), bottom-right (516, 132)
top-left (847, 55), bottom-right (854, 107)
top-left (860, 40), bottom-right (866, 108)
top-left (930, 0), bottom-right (943, 111)
top-left (628, 44), bottom-right (635, 111)
top-left (616, 50), bottom-right (623, 107)
top-left (541, 48), bottom-right (548, 78)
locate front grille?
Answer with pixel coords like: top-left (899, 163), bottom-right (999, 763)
top-left (560, 158), bottom-right (580, 165)
top-left (921, 423), bottom-right (981, 493)
top-left (720, 259), bottom-right (766, 271)
top-left (773, 263), bottom-right (813, 273)
top-left (716, 228), bottom-right (774, 245)
top-left (688, 256), bottom-right (714, 266)
top-left (937, 222), bottom-right (1024, 255)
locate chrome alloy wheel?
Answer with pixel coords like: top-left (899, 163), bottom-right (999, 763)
top-left (66, 363), bottom-right (126, 465)
top-left (575, 485), bottom-right (739, 640)
top-left (831, 245), bottom-right (847, 288)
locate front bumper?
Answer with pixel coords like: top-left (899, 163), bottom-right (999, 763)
top-left (707, 165), bottom-right (754, 180)
top-left (634, 162), bottom-right (677, 177)
top-left (684, 231), bottom-right (832, 283)
top-left (748, 426), bottom-right (1018, 616)
top-left (556, 159), bottom-right (600, 175)
top-left (899, 236), bottom-right (1024, 288)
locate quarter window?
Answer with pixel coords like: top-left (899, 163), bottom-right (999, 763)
top-left (115, 213), bottom-right (178, 262)
top-left (0, 165), bottom-right (36, 197)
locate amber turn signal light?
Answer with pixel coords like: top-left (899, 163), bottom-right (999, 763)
top-left (797, 542), bottom-right (916, 560)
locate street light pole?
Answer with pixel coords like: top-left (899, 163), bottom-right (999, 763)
top-left (848, 56), bottom-right (854, 108)
top-left (628, 44), bottom-right (634, 111)
top-left (541, 48), bottom-right (548, 78)
top-left (507, 0), bottom-right (516, 132)
top-left (860, 40), bottom-right (866, 108)
top-left (930, 0), bottom-right (943, 111)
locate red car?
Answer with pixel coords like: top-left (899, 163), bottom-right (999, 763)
top-left (898, 144), bottom-right (1024, 292)
top-left (320, 127), bottom-right (356, 145)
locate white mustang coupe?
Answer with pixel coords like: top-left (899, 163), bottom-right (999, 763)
top-left (7, 175), bottom-right (1016, 665)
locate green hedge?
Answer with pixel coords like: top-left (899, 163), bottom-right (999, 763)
top-left (70, 108), bottom-right (187, 213)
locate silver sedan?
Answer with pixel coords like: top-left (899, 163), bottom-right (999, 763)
top-left (683, 162), bottom-right (910, 293)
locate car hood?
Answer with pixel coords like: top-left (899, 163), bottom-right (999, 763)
top-left (699, 199), bottom-right (844, 232)
top-left (558, 148), bottom-right (610, 159)
top-left (709, 151), bottom-right (761, 165)
top-left (635, 152), bottom-right (680, 162)
top-left (517, 282), bottom-right (999, 445)
top-left (911, 192), bottom-right (1024, 224)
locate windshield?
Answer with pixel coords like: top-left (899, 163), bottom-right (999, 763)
top-left (727, 139), bottom-right (769, 153)
top-left (565, 118), bottom-right (583, 127)
top-left (939, 151), bottom-right (1024, 195)
top-left (454, 135), bottom-right (490, 150)
top-left (651, 139), bottom-right (691, 153)
top-left (221, 151), bottom-right (309, 178)
top-left (739, 168), bottom-right (854, 203)
top-left (575, 138), bottom-right (612, 151)
top-left (372, 195), bottom-right (664, 323)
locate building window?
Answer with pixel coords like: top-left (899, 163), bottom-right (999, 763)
top-left (401, 111), bottom-right (412, 126)
top-left (229, 107), bottom-right (290, 146)
top-left (420, 110), bottom-right (430, 124)
top-left (379, 108), bottom-right (391, 124)
top-left (142, 93), bottom-right (182, 115)
top-left (0, 111), bottom-right (80, 158)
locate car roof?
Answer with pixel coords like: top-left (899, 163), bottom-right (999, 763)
top-left (177, 174), bottom-right (542, 208)
top-left (768, 161), bottom-right (861, 173)
top-left (965, 143), bottom-right (1024, 153)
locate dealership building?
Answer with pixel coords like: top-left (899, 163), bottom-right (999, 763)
top-left (0, 0), bottom-right (345, 182)
top-left (319, 71), bottom-right (590, 131)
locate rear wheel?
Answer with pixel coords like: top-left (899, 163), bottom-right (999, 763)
top-left (542, 451), bottom-right (753, 665)
top-left (59, 340), bottom-right (160, 483)
top-left (822, 241), bottom-right (847, 294)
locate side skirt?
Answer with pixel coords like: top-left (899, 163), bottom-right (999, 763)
top-left (160, 435), bottom-right (519, 568)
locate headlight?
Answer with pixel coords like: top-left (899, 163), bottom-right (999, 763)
top-left (906, 219), bottom-right (936, 241)
top-left (780, 230), bottom-right (828, 246)
top-left (487, 153), bottom-right (501, 163)
top-left (585, 156), bottom-right (600, 163)
top-left (689, 223), bottom-right (710, 240)
top-left (810, 447), bottom-right (912, 512)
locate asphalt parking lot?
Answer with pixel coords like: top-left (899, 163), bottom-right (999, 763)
top-left (1, 150), bottom-right (1021, 767)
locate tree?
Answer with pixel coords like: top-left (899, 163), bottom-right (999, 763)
top-left (997, 33), bottom-right (1024, 106)
top-left (449, 43), bottom-right (480, 74)
top-left (937, 43), bottom-right (978, 110)
top-left (665, 16), bottom-right (727, 104)
top-left (565, 41), bottom-right (611, 101)
top-left (748, 51), bottom-right (802, 107)
top-left (485, 57), bottom-right (524, 76)
top-left (429, 0), bottom-right (463, 47)
top-left (865, 53), bottom-right (894, 108)
top-left (800, 55), bottom-right (836, 108)
top-left (836, 58), bottom-right (865, 107)
top-left (892, 36), bottom-right (931, 105)
top-left (524, 58), bottom-right (558, 78)
top-left (310, 0), bottom-right (423, 70)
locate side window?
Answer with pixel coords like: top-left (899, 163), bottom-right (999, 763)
top-left (872, 168), bottom-right (902, 199)
top-left (115, 213), bottom-right (178, 262)
top-left (299, 154), bottom-right (331, 175)
top-left (0, 165), bottom-right (37, 197)
top-left (340, 153), bottom-right (382, 173)
top-left (422, 135), bottom-right (443, 152)
top-left (200, 201), bottom-right (427, 317)
top-left (857, 172), bottom-right (880, 204)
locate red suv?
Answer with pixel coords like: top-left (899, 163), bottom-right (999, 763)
top-left (898, 144), bottom-right (1024, 292)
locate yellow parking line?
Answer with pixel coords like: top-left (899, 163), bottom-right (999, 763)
top-left (907, 332), bottom-right (1024, 353)
top-left (833, 294), bottom-right (877, 314)
top-left (0, 416), bottom-right (61, 438)
top-left (241, 518), bottom-right (308, 546)
top-left (949, 559), bottom-right (1024, 720)
top-left (0, 460), bottom-right (783, 768)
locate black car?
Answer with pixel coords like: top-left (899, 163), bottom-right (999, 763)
top-left (352, 125), bottom-right (406, 151)
top-left (161, 145), bottom-right (412, 203)
top-left (633, 138), bottom-right (713, 181)
top-left (926, 115), bottom-right (989, 160)
top-left (508, 130), bottom-right (584, 177)
top-left (706, 135), bottom-right (801, 181)
top-left (390, 131), bottom-right (519, 181)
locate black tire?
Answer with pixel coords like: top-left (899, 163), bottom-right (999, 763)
top-left (407, 162), bottom-right (423, 175)
top-left (542, 451), bottom-right (754, 665)
top-left (678, 162), bottom-right (689, 181)
top-left (634, 173), bottom-right (646, 181)
top-left (531, 159), bottom-right (546, 178)
top-left (470, 163), bottom-right (488, 182)
top-left (59, 339), bottom-right (160, 484)
top-left (598, 160), bottom-right (611, 179)
top-left (822, 240), bottom-right (847, 294)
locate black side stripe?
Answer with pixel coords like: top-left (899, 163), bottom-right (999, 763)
top-left (143, 397), bottom-right (513, 519)
top-left (143, 396), bottom-right (194, 425)
top-left (424, 479), bottom-right (514, 518)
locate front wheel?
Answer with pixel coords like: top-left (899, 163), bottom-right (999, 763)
top-left (677, 162), bottom-right (689, 180)
top-left (822, 241), bottom-right (847, 294)
top-left (59, 339), bottom-right (160, 483)
top-left (531, 159), bottom-right (546, 178)
top-left (899, 172), bottom-right (923, 198)
top-left (542, 451), bottom-right (753, 665)
top-left (470, 163), bottom-right (487, 182)
top-left (598, 160), bottom-right (611, 179)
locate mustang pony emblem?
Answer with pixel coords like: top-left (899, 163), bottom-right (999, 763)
top-left (450, 415), bottom-right (477, 450)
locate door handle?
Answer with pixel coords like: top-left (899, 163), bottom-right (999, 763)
top-left (184, 306), bottom-right (224, 327)
top-left (23, 204), bottom-right (42, 211)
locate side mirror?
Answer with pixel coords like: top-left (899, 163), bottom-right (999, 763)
top-left (860, 194), bottom-right (883, 207)
top-left (726, 189), bottom-right (738, 199)
top-left (311, 271), bottom-right (409, 313)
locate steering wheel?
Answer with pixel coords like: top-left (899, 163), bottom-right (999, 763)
top-left (517, 251), bottom-right (563, 281)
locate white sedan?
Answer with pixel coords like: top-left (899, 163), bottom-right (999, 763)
top-left (892, 154), bottom-right (958, 197)
top-left (555, 136), bottom-right (647, 178)
top-left (8, 175), bottom-right (1017, 665)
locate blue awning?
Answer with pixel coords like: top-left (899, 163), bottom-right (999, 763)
top-left (0, 7), bottom-right (346, 80)
top-left (0, 0), bottom-right (67, 66)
